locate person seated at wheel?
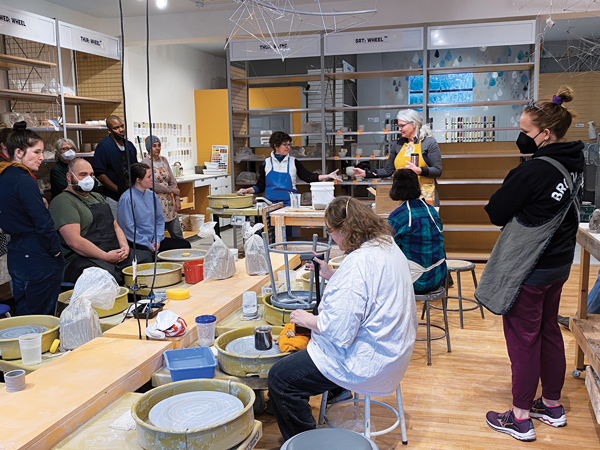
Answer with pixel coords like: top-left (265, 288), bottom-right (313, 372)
top-left (267, 196), bottom-right (417, 440)
top-left (49, 158), bottom-right (133, 284)
top-left (387, 169), bottom-right (447, 294)
top-left (237, 131), bottom-right (340, 206)
top-left (352, 109), bottom-right (442, 205)
top-left (117, 163), bottom-right (191, 264)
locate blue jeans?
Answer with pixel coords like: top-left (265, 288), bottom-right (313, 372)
top-left (588, 269), bottom-right (600, 314)
top-left (268, 348), bottom-right (340, 441)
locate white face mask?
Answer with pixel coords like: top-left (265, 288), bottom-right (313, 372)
top-left (70, 171), bottom-right (95, 192)
top-left (62, 150), bottom-right (76, 161)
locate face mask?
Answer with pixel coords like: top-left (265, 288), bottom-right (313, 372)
top-left (516, 131), bottom-right (543, 154)
top-left (70, 171), bottom-right (95, 192)
top-left (62, 150), bottom-right (76, 161)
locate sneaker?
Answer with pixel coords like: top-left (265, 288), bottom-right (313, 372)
top-left (327, 389), bottom-right (353, 404)
top-left (486, 409), bottom-right (536, 441)
top-left (530, 398), bottom-right (567, 427)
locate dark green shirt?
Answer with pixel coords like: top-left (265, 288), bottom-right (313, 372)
top-left (49, 160), bottom-right (69, 199)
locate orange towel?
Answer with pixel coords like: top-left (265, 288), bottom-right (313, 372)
top-left (278, 323), bottom-right (310, 353)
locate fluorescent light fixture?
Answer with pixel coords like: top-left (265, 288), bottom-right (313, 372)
top-left (156, 0), bottom-right (168, 9)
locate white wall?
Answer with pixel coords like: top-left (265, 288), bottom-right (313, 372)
top-left (123, 44), bottom-right (225, 172)
top-left (0, 0), bottom-right (102, 31)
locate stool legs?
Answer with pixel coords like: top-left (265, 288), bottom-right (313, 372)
top-left (456, 271), bottom-right (464, 329)
top-left (472, 268), bottom-right (485, 319)
top-left (365, 395), bottom-right (371, 439)
top-left (442, 293), bottom-right (451, 354)
top-left (397, 386), bottom-right (408, 445)
top-left (425, 300), bottom-right (432, 366)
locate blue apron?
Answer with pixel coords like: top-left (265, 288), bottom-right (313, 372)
top-left (265, 156), bottom-right (296, 207)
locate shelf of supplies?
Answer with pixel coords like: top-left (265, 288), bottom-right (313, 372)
top-left (433, 127), bottom-right (519, 133)
top-left (444, 224), bottom-right (501, 232)
top-left (32, 124), bottom-right (108, 132)
top-left (0, 54), bottom-right (57, 70)
top-left (232, 107), bottom-right (322, 115)
top-left (326, 68), bottom-right (424, 80)
top-left (234, 156), bottom-right (266, 162)
top-left (62, 95), bottom-right (120, 105)
top-left (297, 157), bottom-right (323, 161)
top-left (0, 89), bottom-right (120, 105)
top-left (427, 99), bottom-right (529, 109)
top-left (326, 104), bottom-right (420, 112)
top-left (437, 178), bottom-right (504, 185)
top-left (427, 62), bottom-right (535, 75)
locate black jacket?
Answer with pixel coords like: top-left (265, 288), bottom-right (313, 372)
top-left (485, 140), bottom-right (585, 269)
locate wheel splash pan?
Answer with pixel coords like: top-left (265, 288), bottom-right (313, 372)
top-left (214, 326), bottom-right (288, 378)
top-left (261, 293), bottom-right (314, 326)
top-left (132, 379), bottom-right (255, 450)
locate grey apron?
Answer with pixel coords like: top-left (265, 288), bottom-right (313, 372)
top-left (475, 156), bottom-right (582, 315)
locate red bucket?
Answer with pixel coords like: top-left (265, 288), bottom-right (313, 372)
top-left (183, 260), bottom-right (204, 284)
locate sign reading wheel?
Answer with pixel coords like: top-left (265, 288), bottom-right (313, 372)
top-left (355, 35), bottom-right (389, 44)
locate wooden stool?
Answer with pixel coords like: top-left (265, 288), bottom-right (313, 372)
top-left (281, 428), bottom-right (378, 450)
top-left (416, 286), bottom-right (451, 365)
top-left (434, 260), bottom-right (484, 329)
top-left (318, 385), bottom-right (407, 444)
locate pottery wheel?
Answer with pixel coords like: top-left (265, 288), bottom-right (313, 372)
top-left (148, 391), bottom-right (243, 431)
top-left (138, 268), bottom-right (172, 275)
top-left (0, 325), bottom-right (48, 340)
top-left (226, 336), bottom-right (282, 356)
top-left (160, 251), bottom-right (204, 260)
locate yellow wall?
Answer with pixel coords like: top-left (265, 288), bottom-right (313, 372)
top-left (249, 86), bottom-right (303, 153)
top-left (194, 89), bottom-right (230, 168)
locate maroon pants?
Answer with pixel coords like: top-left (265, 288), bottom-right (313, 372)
top-left (503, 280), bottom-right (566, 410)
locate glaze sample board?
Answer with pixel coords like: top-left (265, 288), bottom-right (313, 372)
top-left (0, 337), bottom-right (172, 450)
top-left (104, 253), bottom-right (299, 349)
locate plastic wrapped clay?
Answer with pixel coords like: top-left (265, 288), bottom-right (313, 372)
top-left (590, 209), bottom-right (600, 232)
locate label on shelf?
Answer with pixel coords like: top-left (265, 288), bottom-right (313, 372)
top-left (58, 21), bottom-right (120, 60)
top-left (373, 180), bottom-right (378, 184)
top-left (334, 156), bottom-right (339, 160)
top-left (353, 180), bottom-right (358, 184)
top-left (370, 155), bottom-right (375, 159)
top-left (0, 5), bottom-right (56, 46)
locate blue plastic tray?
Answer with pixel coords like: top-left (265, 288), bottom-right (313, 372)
top-left (164, 347), bottom-right (217, 382)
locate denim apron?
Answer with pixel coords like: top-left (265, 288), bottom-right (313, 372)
top-left (475, 157), bottom-right (582, 315)
top-left (265, 156), bottom-right (296, 207)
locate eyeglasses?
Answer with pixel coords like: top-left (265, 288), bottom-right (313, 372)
top-left (61, 147), bottom-right (74, 152)
top-left (398, 122), bottom-right (414, 129)
top-left (281, 142), bottom-right (292, 147)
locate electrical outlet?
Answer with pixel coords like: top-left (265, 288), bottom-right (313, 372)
top-left (385, 113), bottom-right (391, 119)
top-left (367, 117), bottom-right (374, 122)
top-left (575, 123), bottom-right (584, 128)
top-left (373, 117), bottom-right (380, 123)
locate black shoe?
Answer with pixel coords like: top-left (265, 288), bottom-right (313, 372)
top-left (557, 315), bottom-right (570, 331)
top-left (327, 389), bottom-right (353, 404)
top-left (447, 273), bottom-right (454, 288)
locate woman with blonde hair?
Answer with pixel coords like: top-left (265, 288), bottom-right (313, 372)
top-left (480, 86), bottom-right (584, 441)
top-left (268, 196), bottom-right (417, 440)
top-left (352, 109), bottom-right (442, 203)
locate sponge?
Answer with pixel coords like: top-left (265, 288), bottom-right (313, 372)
top-left (166, 288), bottom-right (190, 300)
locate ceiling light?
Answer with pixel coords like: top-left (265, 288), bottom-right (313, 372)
top-left (157, 0), bottom-right (168, 9)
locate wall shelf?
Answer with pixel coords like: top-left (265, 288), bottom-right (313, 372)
top-left (0, 88), bottom-right (119, 106)
top-left (428, 62), bottom-right (535, 75)
top-left (427, 99), bottom-right (529, 109)
top-left (0, 54), bottom-right (57, 70)
top-left (232, 107), bottom-right (322, 115)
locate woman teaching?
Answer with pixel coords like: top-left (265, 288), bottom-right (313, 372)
top-left (480, 87), bottom-right (584, 441)
top-left (0, 122), bottom-right (64, 315)
top-left (141, 136), bottom-right (184, 239)
top-left (267, 196), bottom-right (417, 440)
top-left (352, 109), bottom-right (442, 204)
top-left (237, 131), bottom-right (340, 206)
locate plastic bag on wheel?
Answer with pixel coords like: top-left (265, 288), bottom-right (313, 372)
top-left (203, 235), bottom-right (236, 280)
top-left (243, 222), bottom-right (267, 275)
top-left (59, 267), bottom-right (119, 350)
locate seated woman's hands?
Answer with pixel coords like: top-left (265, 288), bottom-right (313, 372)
top-left (290, 309), bottom-right (319, 332)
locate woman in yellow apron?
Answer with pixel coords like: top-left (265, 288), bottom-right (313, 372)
top-left (352, 109), bottom-right (442, 205)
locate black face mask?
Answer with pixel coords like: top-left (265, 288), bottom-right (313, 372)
top-left (516, 131), bottom-right (543, 154)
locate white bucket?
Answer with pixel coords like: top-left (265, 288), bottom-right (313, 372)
top-left (179, 214), bottom-right (191, 231)
top-left (310, 182), bottom-right (335, 208)
top-left (189, 214), bottom-right (205, 232)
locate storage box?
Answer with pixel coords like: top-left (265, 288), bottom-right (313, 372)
top-left (375, 184), bottom-right (400, 215)
top-left (164, 346), bottom-right (217, 381)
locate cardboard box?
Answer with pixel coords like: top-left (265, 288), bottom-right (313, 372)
top-left (375, 185), bottom-right (400, 214)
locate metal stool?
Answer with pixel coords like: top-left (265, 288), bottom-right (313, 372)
top-left (318, 385), bottom-right (407, 444)
top-left (416, 286), bottom-right (451, 365)
top-left (0, 303), bottom-right (10, 318)
top-left (281, 428), bottom-right (378, 450)
top-left (432, 260), bottom-right (484, 329)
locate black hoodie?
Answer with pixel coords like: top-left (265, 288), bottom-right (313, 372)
top-left (485, 140), bottom-right (585, 270)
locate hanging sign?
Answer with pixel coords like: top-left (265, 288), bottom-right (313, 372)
top-left (58, 22), bottom-right (120, 60)
top-left (0, 5), bottom-right (56, 46)
top-left (354, 35), bottom-right (390, 44)
top-left (325, 27), bottom-right (423, 56)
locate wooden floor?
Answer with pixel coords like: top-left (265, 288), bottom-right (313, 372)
top-left (253, 264), bottom-right (600, 449)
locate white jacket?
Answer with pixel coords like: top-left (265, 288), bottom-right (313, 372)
top-left (307, 237), bottom-right (417, 397)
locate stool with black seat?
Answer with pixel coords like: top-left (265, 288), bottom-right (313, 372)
top-left (317, 384), bottom-right (407, 444)
top-left (281, 428), bottom-right (378, 450)
top-left (0, 303), bottom-right (10, 318)
top-left (415, 286), bottom-right (451, 366)
top-left (429, 260), bottom-right (484, 329)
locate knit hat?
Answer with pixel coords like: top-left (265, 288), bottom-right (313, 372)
top-left (145, 135), bottom-right (161, 151)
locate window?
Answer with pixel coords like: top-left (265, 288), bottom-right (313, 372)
top-left (409, 73), bottom-right (474, 110)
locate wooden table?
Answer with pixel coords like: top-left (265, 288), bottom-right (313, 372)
top-left (104, 253), bottom-right (296, 349)
top-left (0, 337), bottom-right (171, 450)
top-left (572, 223), bottom-right (600, 377)
top-left (269, 207), bottom-right (326, 243)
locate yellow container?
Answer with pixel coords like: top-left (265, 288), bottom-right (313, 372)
top-left (57, 286), bottom-right (129, 318)
top-left (207, 193), bottom-right (253, 209)
top-left (122, 263), bottom-right (182, 288)
top-left (261, 294), bottom-right (313, 326)
top-left (132, 379), bottom-right (255, 450)
top-left (0, 315), bottom-right (60, 360)
top-left (214, 326), bottom-right (287, 378)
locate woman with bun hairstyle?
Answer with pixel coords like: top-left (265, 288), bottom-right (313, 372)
top-left (482, 87), bottom-right (584, 441)
top-left (0, 122), bottom-right (64, 315)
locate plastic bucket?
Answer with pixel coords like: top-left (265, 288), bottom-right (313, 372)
top-left (183, 259), bottom-right (204, 284)
top-left (18, 333), bottom-right (42, 366)
top-left (178, 214), bottom-right (191, 231)
top-left (195, 315), bottom-right (216, 346)
top-left (189, 214), bottom-right (205, 232)
top-left (310, 182), bottom-right (335, 208)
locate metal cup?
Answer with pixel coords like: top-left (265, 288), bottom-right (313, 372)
top-left (254, 325), bottom-right (273, 350)
top-left (410, 153), bottom-right (419, 166)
